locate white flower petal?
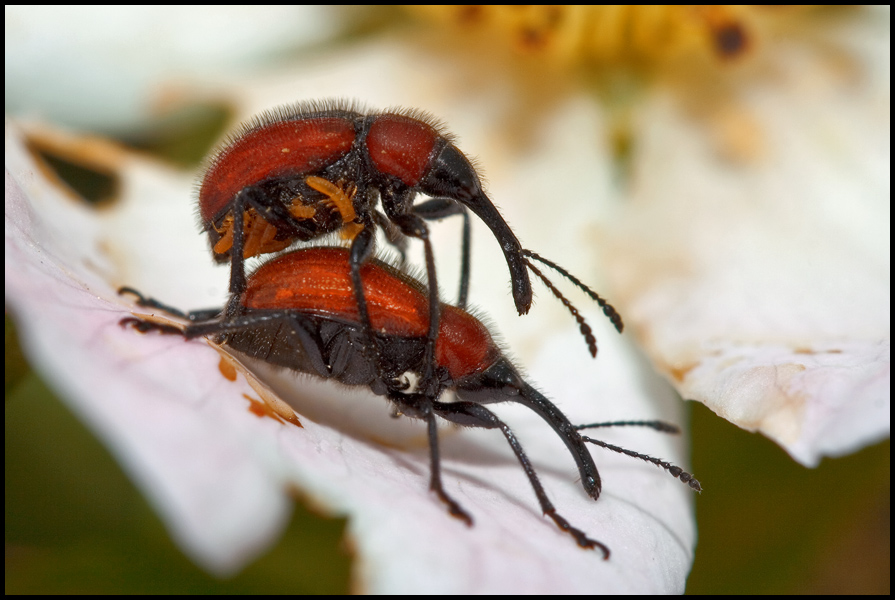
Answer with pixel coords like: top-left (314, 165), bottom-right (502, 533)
top-left (604, 10), bottom-right (889, 465)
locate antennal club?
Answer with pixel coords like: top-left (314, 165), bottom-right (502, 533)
top-left (576, 421), bottom-right (702, 492)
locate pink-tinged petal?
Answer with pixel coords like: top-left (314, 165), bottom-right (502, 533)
top-left (6, 124), bottom-right (292, 574)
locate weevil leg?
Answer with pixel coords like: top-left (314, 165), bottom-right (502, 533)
top-left (241, 182), bottom-right (315, 234)
top-left (226, 182), bottom-right (330, 298)
top-left (118, 287), bottom-right (221, 322)
top-left (121, 310), bottom-right (332, 379)
top-left (388, 390), bottom-right (473, 526)
top-left (379, 204), bottom-right (441, 398)
top-left (118, 317), bottom-right (183, 336)
top-left (372, 209), bottom-right (408, 266)
top-left (347, 225), bottom-right (399, 395)
top-left (413, 198), bottom-right (471, 310)
top-left (433, 400), bottom-right (610, 558)
top-left (424, 406), bottom-right (473, 526)
top-left (517, 384), bottom-right (602, 499)
top-left (229, 187), bottom-right (249, 295)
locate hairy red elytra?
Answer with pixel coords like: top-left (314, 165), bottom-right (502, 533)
top-left (194, 100), bottom-right (624, 400)
top-left (199, 116), bottom-right (357, 224)
top-left (119, 247), bottom-right (700, 559)
top-left (242, 248), bottom-right (500, 381)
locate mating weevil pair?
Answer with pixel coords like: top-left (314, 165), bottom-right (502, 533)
top-left (120, 101), bottom-right (700, 559)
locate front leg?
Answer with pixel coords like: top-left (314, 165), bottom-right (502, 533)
top-left (413, 198), bottom-right (471, 310)
top-left (227, 183), bottom-right (325, 295)
top-left (381, 195), bottom-right (442, 399)
top-left (433, 400), bottom-right (610, 557)
top-left (387, 389), bottom-right (472, 526)
top-left (348, 225), bottom-right (393, 395)
top-left (372, 209), bottom-right (408, 265)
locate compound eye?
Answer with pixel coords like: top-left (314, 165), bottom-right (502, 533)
top-left (491, 359), bottom-right (524, 388)
top-left (456, 358), bottom-right (523, 403)
top-left (420, 144), bottom-right (481, 201)
top-left (500, 372), bottom-right (523, 397)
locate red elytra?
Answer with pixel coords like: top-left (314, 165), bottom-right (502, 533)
top-left (242, 247), bottom-right (500, 380)
top-left (199, 116), bottom-right (358, 224)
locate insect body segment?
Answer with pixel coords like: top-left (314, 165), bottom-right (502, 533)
top-left (365, 113), bottom-right (440, 186)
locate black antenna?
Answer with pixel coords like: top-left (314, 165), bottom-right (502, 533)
top-left (522, 249), bottom-right (623, 333)
top-left (575, 420), bottom-right (682, 434)
top-left (524, 259), bottom-right (598, 357)
top-left (576, 420), bottom-right (701, 492)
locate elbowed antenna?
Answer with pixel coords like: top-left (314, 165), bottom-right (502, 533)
top-left (576, 422), bottom-right (702, 492)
